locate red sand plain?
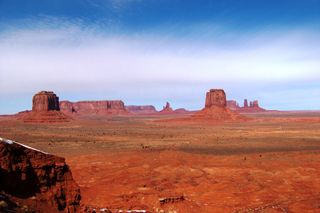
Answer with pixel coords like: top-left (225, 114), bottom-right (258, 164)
top-left (1, 111), bottom-right (320, 212)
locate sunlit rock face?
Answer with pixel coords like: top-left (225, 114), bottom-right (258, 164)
top-left (0, 137), bottom-right (81, 212)
top-left (18, 91), bottom-right (70, 123)
top-left (60, 100), bottom-right (129, 115)
top-left (32, 91), bottom-right (60, 112)
top-left (205, 89), bottom-right (227, 108)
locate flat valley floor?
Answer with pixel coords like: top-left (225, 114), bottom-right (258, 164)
top-left (1, 112), bottom-right (320, 212)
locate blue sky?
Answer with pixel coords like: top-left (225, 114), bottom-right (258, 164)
top-left (0, 0), bottom-right (320, 113)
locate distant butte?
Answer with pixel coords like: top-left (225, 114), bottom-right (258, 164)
top-left (227, 99), bottom-right (266, 112)
top-left (60, 100), bottom-right (129, 116)
top-left (18, 91), bottom-right (70, 123)
top-left (125, 105), bottom-right (158, 114)
top-left (159, 102), bottom-right (174, 114)
top-left (191, 89), bottom-right (245, 121)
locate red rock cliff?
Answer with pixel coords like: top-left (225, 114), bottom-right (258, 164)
top-left (226, 100), bottom-right (239, 111)
top-left (159, 102), bottom-right (174, 114)
top-left (19, 91), bottom-right (70, 123)
top-left (192, 89), bottom-right (244, 121)
top-left (0, 137), bottom-right (81, 212)
top-left (125, 105), bottom-right (157, 114)
top-left (60, 100), bottom-right (129, 115)
top-left (32, 91), bottom-right (60, 112)
top-left (227, 99), bottom-right (266, 112)
top-left (205, 89), bottom-right (227, 108)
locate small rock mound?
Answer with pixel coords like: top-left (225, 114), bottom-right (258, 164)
top-left (0, 137), bottom-right (81, 212)
top-left (174, 108), bottom-right (191, 114)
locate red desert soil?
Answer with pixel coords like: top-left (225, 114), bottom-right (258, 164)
top-left (1, 111), bottom-right (320, 212)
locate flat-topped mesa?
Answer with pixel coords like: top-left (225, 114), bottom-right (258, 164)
top-left (205, 89), bottom-right (227, 108)
top-left (191, 89), bottom-right (244, 121)
top-left (32, 91), bottom-right (60, 112)
top-left (0, 137), bottom-right (81, 212)
top-left (60, 100), bottom-right (76, 113)
top-left (125, 105), bottom-right (157, 114)
top-left (19, 91), bottom-right (70, 123)
top-left (60, 100), bottom-right (129, 115)
top-left (159, 102), bottom-right (174, 113)
top-left (227, 100), bottom-right (240, 111)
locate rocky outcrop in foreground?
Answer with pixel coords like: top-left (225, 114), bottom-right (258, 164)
top-left (0, 137), bottom-right (81, 212)
top-left (60, 100), bottom-right (129, 116)
top-left (125, 105), bottom-right (158, 114)
top-left (19, 91), bottom-right (70, 123)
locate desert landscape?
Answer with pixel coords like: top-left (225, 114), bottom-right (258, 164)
top-left (1, 90), bottom-right (320, 212)
top-left (1, 1), bottom-right (320, 212)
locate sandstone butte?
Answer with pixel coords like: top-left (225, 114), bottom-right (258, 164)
top-left (60, 100), bottom-right (129, 116)
top-left (125, 105), bottom-right (158, 114)
top-left (191, 89), bottom-right (244, 121)
top-left (227, 99), bottom-right (266, 112)
top-left (159, 102), bottom-right (174, 114)
top-left (0, 137), bottom-right (81, 212)
top-left (18, 91), bottom-right (70, 123)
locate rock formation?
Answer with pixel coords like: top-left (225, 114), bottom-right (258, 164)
top-left (241, 99), bottom-right (266, 112)
top-left (226, 100), bottom-right (239, 111)
top-left (0, 137), bottom-right (81, 212)
top-left (244, 99), bottom-right (248, 108)
top-left (59, 101), bottom-right (76, 114)
top-left (205, 89), bottom-right (227, 108)
top-left (125, 105), bottom-right (158, 114)
top-left (192, 89), bottom-right (244, 121)
top-left (60, 100), bottom-right (129, 116)
top-left (159, 102), bottom-right (174, 114)
top-left (252, 100), bottom-right (259, 108)
top-left (32, 91), bottom-right (60, 112)
top-left (226, 99), bottom-right (266, 113)
top-left (19, 91), bottom-right (70, 123)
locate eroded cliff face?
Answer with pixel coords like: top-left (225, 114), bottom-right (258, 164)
top-left (32, 91), bottom-right (60, 112)
top-left (19, 91), bottom-right (70, 123)
top-left (0, 137), bottom-right (81, 212)
top-left (205, 89), bottom-right (227, 108)
top-left (60, 100), bottom-right (129, 115)
top-left (226, 99), bottom-right (266, 113)
top-left (192, 89), bottom-right (244, 121)
top-left (125, 105), bottom-right (157, 114)
top-left (227, 100), bottom-right (239, 111)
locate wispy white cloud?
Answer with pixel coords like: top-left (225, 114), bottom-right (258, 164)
top-left (0, 21), bottom-right (319, 113)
